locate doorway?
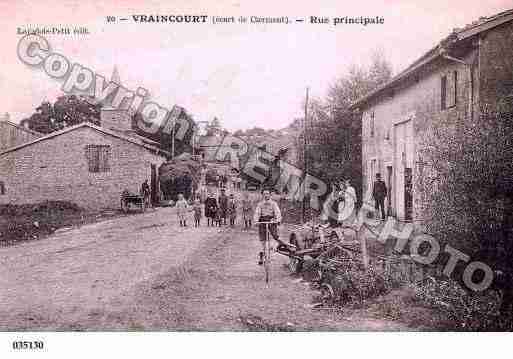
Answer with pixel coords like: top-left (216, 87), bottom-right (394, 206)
top-left (393, 119), bottom-right (414, 220)
top-left (404, 167), bottom-right (413, 221)
top-left (386, 166), bottom-right (393, 216)
top-left (150, 164), bottom-right (158, 205)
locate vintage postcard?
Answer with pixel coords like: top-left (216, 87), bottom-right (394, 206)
top-left (1, 0), bottom-right (513, 356)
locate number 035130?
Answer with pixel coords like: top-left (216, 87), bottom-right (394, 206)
top-left (12, 341), bottom-right (44, 350)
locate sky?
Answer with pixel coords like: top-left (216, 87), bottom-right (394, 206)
top-left (0, 0), bottom-right (512, 131)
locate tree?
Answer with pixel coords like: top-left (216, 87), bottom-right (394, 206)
top-left (21, 95), bottom-right (102, 134)
top-left (301, 49), bottom-right (393, 205)
top-left (327, 49), bottom-right (392, 110)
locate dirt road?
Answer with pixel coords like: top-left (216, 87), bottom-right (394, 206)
top-left (0, 207), bottom-right (412, 331)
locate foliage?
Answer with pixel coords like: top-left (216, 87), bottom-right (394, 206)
top-left (418, 97), bottom-right (513, 265)
top-left (314, 254), bottom-right (390, 307)
top-left (20, 95), bottom-right (101, 134)
top-left (21, 94), bottom-right (197, 157)
top-left (131, 110), bottom-right (194, 156)
top-left (344, 265), bottom-right (388, 305)
top-left (299, 50), bottom-right (393, 204)
top-left (159, 159), bottom-right (202, 200)
top-left (327, 49), bottom-right (393, 110)
top-left (412, 276), bottom-right (505, 330)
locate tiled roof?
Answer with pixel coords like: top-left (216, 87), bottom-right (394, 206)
top-left (350, 8), bottom-right (513, 109)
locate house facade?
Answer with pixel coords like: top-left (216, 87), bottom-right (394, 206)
top-left (0, 123), bottom-right (168, 209)
top-left (352, 9), bottom-right (513, 222)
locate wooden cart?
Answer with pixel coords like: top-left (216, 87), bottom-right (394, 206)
top-left (120, 190), bottom-right (147, 213)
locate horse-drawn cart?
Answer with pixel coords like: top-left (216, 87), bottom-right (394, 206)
top-left (120, 190), bottom-right (147, 213)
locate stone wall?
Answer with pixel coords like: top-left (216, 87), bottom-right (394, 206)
top-left (0, 121), bottom-right (42, 152)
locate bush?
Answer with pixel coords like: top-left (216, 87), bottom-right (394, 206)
top-left (0, 200), bottom-right (81, 216)
top-left (316, 255), bottom-right (390, 307)
top-left (412, 276), bottom-right (504, 331)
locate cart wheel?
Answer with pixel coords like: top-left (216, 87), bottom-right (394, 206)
top-left (320, 283), bottom-right (335, 302)
top-left (288, 258), bottom-right (303, 274)
top-left (313, 268), bottom-right (323, 283)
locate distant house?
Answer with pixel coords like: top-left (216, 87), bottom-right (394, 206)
top-left (0, 117), bottom-right (42, 152)
top-left (0, 122), bottom-right (168, 209)
top-left (351, 9), bottom-right (513, 222)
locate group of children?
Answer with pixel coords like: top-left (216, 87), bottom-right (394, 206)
top-left (175, 190), bottom-right (254, 229)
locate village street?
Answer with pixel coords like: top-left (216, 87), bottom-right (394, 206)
top-left (0, 207), bottom-right (413, 331)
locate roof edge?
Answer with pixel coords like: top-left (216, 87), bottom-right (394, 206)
top-left (0, 122), bottom-right (169, 157)
top-left (349, 8), bottom-right (513, 110)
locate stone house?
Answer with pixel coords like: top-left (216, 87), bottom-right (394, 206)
top-left (0, 117), bottom-right (42, 152)
top-left (351, 9), bottom-right (513, 222)
top-left (0, 121), bottom-right (168, 209)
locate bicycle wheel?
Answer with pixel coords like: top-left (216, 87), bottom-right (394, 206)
top-left (264, 227), bottom-right (271, 283)
top-left (288, 257), bottom-right (303, 274)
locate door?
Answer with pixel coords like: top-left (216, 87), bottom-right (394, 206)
top-left (150, 164), bottom-right (158, 205)
top-left (386, 166), bottom-right (393, 216)
top-left (394, 119), bottom-right (414, 220)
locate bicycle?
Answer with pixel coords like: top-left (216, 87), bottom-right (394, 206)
top-left (256, 220), bottom-right (279, 284)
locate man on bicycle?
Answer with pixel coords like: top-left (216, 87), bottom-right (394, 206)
top-left (253, 189), bottom-right (282, 265)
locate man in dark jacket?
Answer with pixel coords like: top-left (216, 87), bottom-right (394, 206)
top-left (141, 180), bottom-right (150, 207)
top-left (372, 173), bottom-right (387, 220)
top-left (218, 188), bottom-right (228, 225)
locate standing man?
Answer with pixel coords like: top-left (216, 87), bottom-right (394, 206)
top-left (253, 190), bottom-right (282, 265)
top-left (141, 180), bottom-right (151, 207)
top-left (372, 173), bottom-right (387, 220)
top-left (218, 188), bottom-right (228, 225)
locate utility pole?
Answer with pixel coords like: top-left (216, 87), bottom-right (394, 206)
top-left (171, 123), bottom-right (175, 159)
top-left (192, 126), bottom-right (196, 157)
top-left (301, 87), bottom-right (309, 224)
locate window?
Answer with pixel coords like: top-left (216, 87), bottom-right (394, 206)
top-left (370, 111), bottom-right (375, 137)
top-left (441, 75), bottom-right (447, 110)
top-left (441, 72), bottom-right (458, 110)
top-left (85, 145), bottom-right (111, 173)
top-left (0, 181), bottom-right (5, 195)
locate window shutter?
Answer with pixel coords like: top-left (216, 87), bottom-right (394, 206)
top-left (441, 76), bottom-right (447, 110)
